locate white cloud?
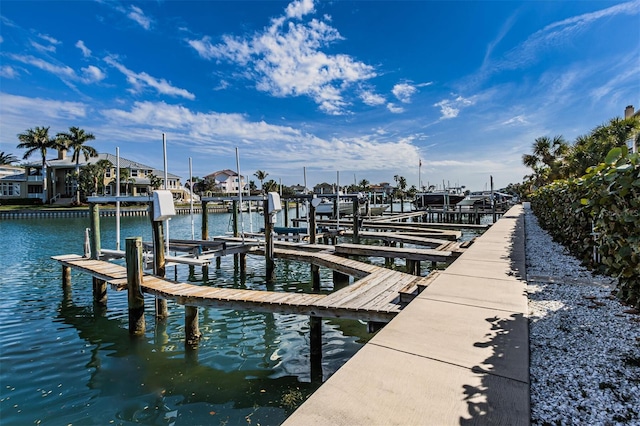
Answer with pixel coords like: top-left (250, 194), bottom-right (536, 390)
top-left (104, 56), bottom-right (195, 100)
top-left (9, 54), bottom-right (76, 79)
top-left (386, 103), bottom-right (404, 114)
top-left (285, 0), bottom-right (315, 19)
top-left (490, 0), bottom-right (640, 74)
top-left (434, 95), bottom-right (475, 119)
top-left (76, 40), bottom-right (92, 57)
top-left (502, 115), bottom-right (528, 126)
top-left (0, 66), bottom-right (19, 79)
top-left (392, 83), bottom-right (417, 104)
top-left (187, 0), bottom-right (376, 115)
top-left (0, 92), bottom-right (89, 143)
top-left (8, 54), bottom-right (107, 89)
top-left (31, 41), bottom-right (57, 53)
top-left (99, 100), bottom-right (422, 174)
top-left (360, 90), bottom-right (385, 106)
top-left (127, 5), bottom-right (152, 30)
top-left (38, 33), bottom-right (60, 45)
top-left (81, 65), bottom-right (106, 83)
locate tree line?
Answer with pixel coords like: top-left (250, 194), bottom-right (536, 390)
top-left (519, 115), bottom-right (639, 196)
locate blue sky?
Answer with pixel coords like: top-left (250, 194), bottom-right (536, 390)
top-left (1, 0), bottom-right (638, 191)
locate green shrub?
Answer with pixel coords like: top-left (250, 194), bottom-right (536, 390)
top-left (531, 147), bottom-right (639, 309)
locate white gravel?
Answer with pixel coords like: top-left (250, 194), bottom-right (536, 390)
top-left (525, 206), bottom-right (640, 425)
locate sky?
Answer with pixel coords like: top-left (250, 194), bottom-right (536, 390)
top-left (1, 0), bottom-right (639, 191)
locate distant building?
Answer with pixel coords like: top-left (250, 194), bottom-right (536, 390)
top-left (0, 149), bottom-right (193, 204)
top-left (203, 169), bottom-right (246, 194)
top-left (313, 182), bottom-right (334, 195)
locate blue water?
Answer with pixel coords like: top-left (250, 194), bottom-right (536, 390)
top-left (0, 210), bottom-right (375, 425)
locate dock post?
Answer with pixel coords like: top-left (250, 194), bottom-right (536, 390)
top-left (311, 264), bottom-right (320, 291)
top-left (93, 277), bottom-right (107, 305)
top-left (264, 199), bottom-right (275, 282)
top-left (62, 265), bottom-right (71, 287)
top-left (284, 199), bottom-right (289, 227)
top-left (310, 316), bottom-right (323, 382)
top-left (185, 305), bottom-right (201, 346)
top-left (332, 271), bottom-right (349, 289)
top-left (309, 204), bottom-right (317, 245)
top-left (125, 237), bottom-right (146, 336)
top-left (201, 200), bottom-right (209, 240)
top-left (352, 201), bottom-right (359, 244)
top-left (150, 203), bottom-right (169, 319)
top-left (89, 202), bottom-right (101, 259)
top-left (232, 200), bottom-right (239, 265)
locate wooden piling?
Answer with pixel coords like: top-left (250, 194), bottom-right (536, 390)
top-left (185, 305), bottom-right (201, 346)
top-left (62, 265), bottom-right (71, 289)
top-left (201, 200), bottom-right (209, 240)
top-left (309, 204), bottom-right (317, 245)
top-left (264, 198), bottom-right (275, 282)
top-left (89, 203), bottom-right (101, 259)
top-left (310, 316), bottom-right (323, 382)
top-left (92, 277), bottom-right (107, 305)
top-left (311, 264), bottom-right (320, 291)
top-left (125, 237), bottom-right (146, 336)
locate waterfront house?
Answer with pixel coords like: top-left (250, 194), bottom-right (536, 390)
top-left (0, 149), bottom-right (194, 204)
top-left (202, 169), bottom-right (247, 195)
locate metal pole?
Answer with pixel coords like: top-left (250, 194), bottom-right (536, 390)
top-left (189, 157), bottom-right (194, 240)
top-left (163, 133), bottom-right (170, 255)
top-left (235, 147), bottom-right (245, 243)
top-left (116, 147), bottom-right (120, 250)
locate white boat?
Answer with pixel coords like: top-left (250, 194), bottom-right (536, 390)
top-left (360, 204), bottom-right (390, 216)
top-left (457, 191), bottom-right (513, 207)
top-left (413, 186), bottom-right (465, 210)
top-left (315, 198), bottom-right (354, 216)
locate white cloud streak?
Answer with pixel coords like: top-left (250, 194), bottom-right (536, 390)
top-left (127, 5), bottom-right (152, 30)
top-left (104, 56), bottom-right (195, 100)
top-left (76, 40), bottom-right (92, 57)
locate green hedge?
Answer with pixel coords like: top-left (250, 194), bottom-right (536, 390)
top-left (0, 198), bottom-right (44, 206)
top-left (531, 147), bottom-right (639, 309)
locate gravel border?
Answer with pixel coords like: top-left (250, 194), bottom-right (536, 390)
top-left (525, 206), bottom-right (640, 424)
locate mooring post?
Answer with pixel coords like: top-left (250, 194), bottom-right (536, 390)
top-left (125, 237), bottom-right (145, 336)
top-left (352, 201), bottom-right (359, 244)
top-left (89, 202), bottom-right (101, 260)
top-left (185, 305), bottom-right (201, 346)
top-left (311, 264), bottom-right (320, 291)
top-left (332, 270), bottom-right (349, 290)
top-left (284, 199), bottom-right (289, 227)
top-left (62, 265), bottom-right (71, 289)
top-left (201, 200), bottom-right (209, 240)
top-left (264, 199), bottom-right (275, 282)
top-left (93, 277), bottom-right (107, 305)
top-left (310, 316), bottom-right (323, 383)
top-left (150, 203), bottom-right (169, 319)
top-left (309, 204), bottom-right (317, 245)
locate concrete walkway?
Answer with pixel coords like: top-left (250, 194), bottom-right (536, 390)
top-left (284, 204), bottom-right (529, 425)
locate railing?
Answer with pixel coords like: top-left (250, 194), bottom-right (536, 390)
top-left (26, 175), bottom-right (44, 182)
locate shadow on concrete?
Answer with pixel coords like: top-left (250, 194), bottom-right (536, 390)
top-left (460, 313), bottom-right (530, 425)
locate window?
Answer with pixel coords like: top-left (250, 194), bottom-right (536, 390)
top-left (28, 185), bottom-right (43, 194)
top-left (105, 169), bottom-right (111, 178)
top-left (131, 169), bottom-right (138, 177)
top-left (1, 182), bottom-right (20, 196)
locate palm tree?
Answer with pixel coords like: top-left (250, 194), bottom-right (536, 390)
top-left (95, 159), bottom-right (112, 195)
top-left (17, 126), bottom-right (62, 203)
top-left (56, 127), bottom-right (97, 203)
top-left (254, 170), bottom-right (269, 193)
top-left (0, 151), bottom-right (18, 165)
top-left (522, 135), bottom-right (569, 186)
top-left (358, 179), bottom-right (370, 192)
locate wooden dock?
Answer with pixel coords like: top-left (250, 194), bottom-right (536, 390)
top-left (52, 249), bottom-right (434, 323)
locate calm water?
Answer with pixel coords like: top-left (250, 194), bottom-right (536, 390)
top-left (0, 210), bottom-right (378, 426)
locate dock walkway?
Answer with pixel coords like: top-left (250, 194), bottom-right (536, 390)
top-left (52, 242), bottom-right (436, 323)
top-left (283, 204), bottom-right (529, 425)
